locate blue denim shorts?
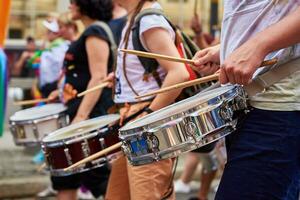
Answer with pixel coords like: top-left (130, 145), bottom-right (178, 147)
top-left (215, 108), bottom-right (300, 200)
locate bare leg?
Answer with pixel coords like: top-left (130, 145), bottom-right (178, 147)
top-left (180, 153), bottom-right (200, 183)
top-left (57, 190), bottom-right (77, 200)
top-left (198, 169), bottom-right (217, 200)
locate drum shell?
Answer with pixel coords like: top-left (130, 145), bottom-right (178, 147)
top-left (42, 129), bottom-right (120, 176)
top-left (119, 86), bottom-right (248, 166)
top-left (9, 112), bottom-right (68, 146)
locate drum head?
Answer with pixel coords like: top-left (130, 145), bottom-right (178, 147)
top-left (42, 114), bottom-right (120, 143)
top-left (10, 103), bottom-right (66, 121)
top-left (120, 86), bottom-right (235, 130)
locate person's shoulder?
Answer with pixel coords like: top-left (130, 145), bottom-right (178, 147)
top-left (83, 24), bottom-right (108, 39)
top-left (139, 13), bottom-right (172, 33)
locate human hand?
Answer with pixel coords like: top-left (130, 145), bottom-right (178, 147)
top-left (105, 72), bottom-right (115, 88)
top-left (190, 14), bottom-right (202, 35)
top-left (48, 90), bottom-right (59, 101)
top-left (193, 45), bottom-right (221, 76)
top-left (21, 51), bottom-right (31, 60)
top-left (71, 114), bottom-right (86, 124)
top-left (119, 102), bottom-right (151, 126)
top-left (220, 39), bottom-right (266, 85)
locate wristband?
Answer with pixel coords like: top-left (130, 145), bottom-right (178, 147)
top-left (143, 107), bottom-right (154, 114)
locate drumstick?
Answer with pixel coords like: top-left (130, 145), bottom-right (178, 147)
top-left (13, 98), bottom-right (50, 106)
top-left (64, 142), bottom-right (122, 171)
top-left (194, 0), bottom-right (198, 15)
top-left (37, 163), bottom-right (47, 173)
top-left (120, 49), bottom-right (195, 65)
top-left (120, 49), bottom-right (278, 68)
top-left (135, 58), bottom-right (278, 99)
top-left (77, 82), bottom-right (109, 97)
top-left (136, 74), bottom-right (219, 99)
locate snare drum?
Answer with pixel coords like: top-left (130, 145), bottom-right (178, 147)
top-left (9, 103), bottom-right (68, 146)
top-left (42, 114), bottom-right (120, 176)
top-left (119, 85), bottom-right (248, 166)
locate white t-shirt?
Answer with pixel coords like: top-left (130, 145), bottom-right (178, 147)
top-left (39, 41), bottom-right (69, 87)
top-left (221, 0), bottom-right (300, 111)
top-left (114, 3), bottom-right (175, 103)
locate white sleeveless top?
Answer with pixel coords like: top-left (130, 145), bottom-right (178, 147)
top-left (114, 3), bottom-right (175, 103)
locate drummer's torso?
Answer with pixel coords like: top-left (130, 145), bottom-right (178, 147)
top-left (63, 26), bottom-right (114, 118)
top-left (114, 3), bottom-right (175, 103)
top-left (221, 0), bottom-right (300, 111)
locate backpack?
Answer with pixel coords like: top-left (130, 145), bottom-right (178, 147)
top-left (131, 8), bottom-right (212, 98)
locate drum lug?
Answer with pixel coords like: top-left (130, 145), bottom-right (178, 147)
top-left (121, 141), bottom-right (132, 156)
top-left (42, 147), bottom-right (51, 170)
top-left (99, 138), bottom-right (106, 149)
top-left (32, 122), bottom-right (39, 140)
top-left (81, 139), bottom-right (91, 158)
top-left (184, 121), bottom-right (198, 143)
top-left (219, 100), bottom-right (234, 122)
top-left (64, 148), bottom-right (73, 166)
top-left (146, 134), bottom-right (160, 161)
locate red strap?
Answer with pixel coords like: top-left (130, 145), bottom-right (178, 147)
top-left (177, 43), bottom-right (197, 80)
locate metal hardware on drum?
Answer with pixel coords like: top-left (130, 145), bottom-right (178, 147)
top-left (9, 104), bottom-right (68, 146)
top-left (119, 85), bottom-right (248, 166)
top-left (64, 148), bottom-right (73, 166)
top-left (42, 114), bottom-right (120, 176)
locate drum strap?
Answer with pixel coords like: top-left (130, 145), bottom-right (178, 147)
top-left (245, 57), bottom-right (300, 96)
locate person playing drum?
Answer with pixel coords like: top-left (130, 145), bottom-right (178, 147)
top-left (104, 0), bottom-right (190, 199)
top-left (193, 1), bottom-right (300, 199)
top-left (48, 0), bottom-right (115, 199)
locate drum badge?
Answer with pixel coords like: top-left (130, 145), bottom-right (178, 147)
top-left (185, 122), bottom-right (197, 136)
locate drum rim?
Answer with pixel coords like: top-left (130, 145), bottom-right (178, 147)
top-left (42, 114), bottom-right (120, 147)
top-left (119, 85), bottom-right (242, 135)
top-left (9, 103), bottom-right (67, 123)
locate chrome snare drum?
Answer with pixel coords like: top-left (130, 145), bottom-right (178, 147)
top-left (42, 114), bottom-right (120, 176)
top-left (119, 85), bottom-right (248, 166)
top-left (9, 103), bottom-right (68, 146)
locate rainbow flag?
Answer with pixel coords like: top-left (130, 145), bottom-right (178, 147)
top-left (0, 48), bottom-right (7, 136)
top-left (0, 0), bottom-right (11, 136)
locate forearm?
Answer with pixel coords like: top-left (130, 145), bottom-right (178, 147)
top-left (149, 68), bottom-right (188, 111)
top-left (13, 58), bottom-right (26, 75)
top-left (254, 6), bottom-right (300, 56)
top-left (194, 33), bottom-right (210, 49)
top-left (75, 78), bottom-right (104, 119)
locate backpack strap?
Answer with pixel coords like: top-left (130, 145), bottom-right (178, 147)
top-left (93, 21), bottom-right (117, 62)
top-left (132, 8), bottom-right (172, 87)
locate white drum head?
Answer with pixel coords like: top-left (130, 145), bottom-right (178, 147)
top-left (121, 86), bottom-right (234, 130)
top-left (10, 103), bottom-right (67, 121)
top-left (43, 114), bottom-right (120, 142)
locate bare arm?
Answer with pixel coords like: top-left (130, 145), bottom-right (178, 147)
top-left (220, 6), bottom-right (300, 85)
top-left (12, 52), bottom-right (30, 76)
top-left (72, 36), bottom-right (109, 123)
top-left (143, 28), bottom-right (190, 111)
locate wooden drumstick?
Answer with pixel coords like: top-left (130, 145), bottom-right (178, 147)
top-left (135, 58), bottom-right (278, 99)
top-left (77, 82), bottom-right (109, 97)
top-left (120, 49), bottom-right (195, 65)
top-left (120, 49), bottom-right (278, 68)
top-left (194, 0), bottom-right (198, 16)
top-left (136, 74), bottom-right (219, 99)
top-left (37, 163), bottom-right (47, 173)
top-left (13, 98), bottom-right (51, 106)
top-left (64, 142), bottom-right (122, 171)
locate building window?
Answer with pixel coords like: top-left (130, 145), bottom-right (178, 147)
top-left (9, 0), bottom-right (58, 39)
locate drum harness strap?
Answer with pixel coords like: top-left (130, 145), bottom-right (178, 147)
top-left (245, 57), bottom-right (300, 96)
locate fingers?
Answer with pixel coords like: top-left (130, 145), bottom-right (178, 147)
top-left (219, 67), bottom-right (228, 84)
top-left (193, 49), bottom-right (209, 66)
top-left (220, 63), bottom-right (254, 85)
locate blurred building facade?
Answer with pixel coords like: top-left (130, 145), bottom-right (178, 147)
top-left (7, 0), bottom-right (222, 41)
